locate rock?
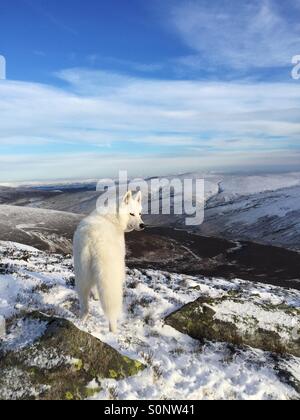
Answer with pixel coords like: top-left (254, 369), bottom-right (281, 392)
top-left (0, 312), bottom-right (144, 400)
top-left (165, 295), bottom-right (300, 357)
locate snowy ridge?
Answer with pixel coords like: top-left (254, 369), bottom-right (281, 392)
top-left (217, 173), bottom-right (300, 199)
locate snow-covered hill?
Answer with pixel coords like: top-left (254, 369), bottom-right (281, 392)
top-left (201, 185), bottom-right (300, 250)
top-left (2, 172), bottom-right (299, 250)
top-left (146, 172), bottom-right (300, 251)
top-left (0, 205), bottom-right (81, 254)
top-left (0, 241), bottom-right (299, 400)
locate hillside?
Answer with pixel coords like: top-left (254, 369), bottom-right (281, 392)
top-left (0, 206), bottom-right (299, 290)
top-left (0, 205), bottom-right (82, 254)
top-left (0, 242), bottom-right (299, 400)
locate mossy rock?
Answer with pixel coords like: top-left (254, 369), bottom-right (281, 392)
top-left (0, 312), bottom-right (144, 400)
top-left (165, 296), bottom-right (300, 357)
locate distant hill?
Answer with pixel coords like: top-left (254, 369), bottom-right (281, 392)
top-left (1, 172), bottom-right (300, 250)
top-left (0, 205), bottom-right (82, 254)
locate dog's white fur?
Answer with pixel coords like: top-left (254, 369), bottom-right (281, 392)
top-left (73, 190), bottom-right (144, 333)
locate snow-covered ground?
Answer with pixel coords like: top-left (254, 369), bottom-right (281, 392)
top-left (0, 241), bottom-right (299, 400)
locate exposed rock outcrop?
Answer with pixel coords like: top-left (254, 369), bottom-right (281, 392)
top-left (0, 312), bottom-right (144, 400)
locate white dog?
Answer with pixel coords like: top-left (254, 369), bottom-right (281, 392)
top-left (73, 190), bottom-right (144, 333)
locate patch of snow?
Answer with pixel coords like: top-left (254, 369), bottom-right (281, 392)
top-left (211, 300), bottom-right (299, 341)
top-left (0, 241), bottom-right (39, 253)
top-left (0, 367), bottom-right (49, 400)
top-left (2, 318), bottom-right (47, 351)
top-left (25, 347), bottom-right (72, 370)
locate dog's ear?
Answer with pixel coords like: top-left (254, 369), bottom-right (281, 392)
top-left (135, 190), bottom-right (142, 204)
top-left (122, 190), bottom-right (132, 205)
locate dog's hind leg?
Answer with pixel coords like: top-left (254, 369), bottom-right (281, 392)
top-left (77, 281), bottom-right (91, 321)
top-left (93, 254), bottom-right (125, 334)
top-left (80, 295), bottom-right (89, 321)
top-left (99, 283), bottom-right (122, 334)
top-left (95, 278), bottom-right (122, 334)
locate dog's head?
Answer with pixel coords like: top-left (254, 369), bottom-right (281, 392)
top-left (119, 190), bottom-right (145, 232)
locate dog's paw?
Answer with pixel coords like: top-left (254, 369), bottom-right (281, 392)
top-left (109, 320), bottom-right (117, 334)
top-left (91, 287), bottom-right (100, 301)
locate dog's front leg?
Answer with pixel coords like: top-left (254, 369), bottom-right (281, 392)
top-left (109, 319), bottom-right (117, 334)
top-left (91, 286), bottom-right (100, 301)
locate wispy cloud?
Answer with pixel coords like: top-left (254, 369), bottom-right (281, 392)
top-left (1, 67), bottom-right (300, 181)
top-left (168, 0), bottom-right (300, 71)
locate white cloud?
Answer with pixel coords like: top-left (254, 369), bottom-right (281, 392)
top-left (169, 0), bottom-right (300, 70)
top-left (2, 70), bottom-right (300, 142)
top-left (1, 68), bottom-right (300, 181)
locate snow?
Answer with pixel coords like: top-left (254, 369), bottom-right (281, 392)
top-left (2, 318), bottom-right (48, 351)
top-left (201, 184), bottom-right (300, 250)
top-left (0, 242), bottom-right (38, 253)
top-left (218, 173), bottom-right (300, 199)
top-left (0, 179), bottom-right (99, 189)
top-left (0, 368), bottom-right (49, 400)
top-left (0, 241), bottom-right (299, 400)
top-left (211, 300), bottom-right (298, 342)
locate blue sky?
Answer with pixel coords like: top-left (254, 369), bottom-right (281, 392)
top-left (0, 0), bottom-right (300, 182)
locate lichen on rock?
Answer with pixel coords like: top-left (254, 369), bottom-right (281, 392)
top-left (0, 312), bottom-right (145, 400)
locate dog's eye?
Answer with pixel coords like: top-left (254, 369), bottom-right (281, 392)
top-left (130, 213), bottom-right (135, 217)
